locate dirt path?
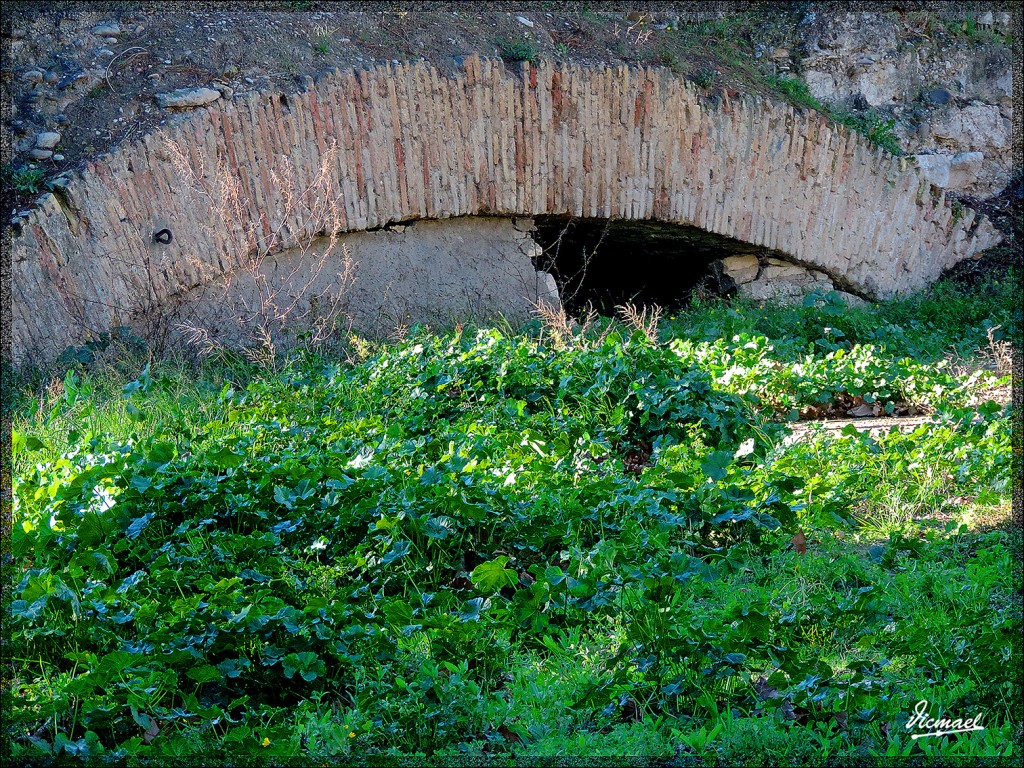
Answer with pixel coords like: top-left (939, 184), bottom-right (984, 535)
top-left (782, 414), bottom-right (937, 445)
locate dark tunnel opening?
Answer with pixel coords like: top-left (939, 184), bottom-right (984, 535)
top-left (530, 216), bottom-right (771, 316)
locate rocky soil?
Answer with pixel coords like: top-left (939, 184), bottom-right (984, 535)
top-left (2, 2), bottom-right (1018, 225)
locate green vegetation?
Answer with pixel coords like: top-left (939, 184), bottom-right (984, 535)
top-left (4, 165), bottom-right (48, 195)
top-left (666, 13), bottom-right (906, 155)
top-left (310, 23), bottom-right (334, 56)
top-left (498, 39), bottom-right (539, 64)
top-left (748, 75), bottom-right (902, 157)
top-left (7, 275), bottom-right (1019, 763)
top-left (650, 46), bottom-right (680, 71)
top-left (945, 13), bottom-right (1007, 43)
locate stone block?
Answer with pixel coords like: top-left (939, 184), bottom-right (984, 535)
top-left (914, 153), bottom-right (952, 188)
top-left (763, 261), bottom-right (810, 281)
top-left (536, 271), bottom-right (561, 310)
top-left (155, 87), bottom-right (222, 109)
top-left (914, 151), bottom-right (985, 191)
top-left (948, 152), bottom-right (985, 189)
top-left (743, 279), bottom-right (805, 302)
top-left (720, 254), bottom-right (759, 284)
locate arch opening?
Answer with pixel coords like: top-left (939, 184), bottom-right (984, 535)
top-left (531, 216), bottom-right (772, 316)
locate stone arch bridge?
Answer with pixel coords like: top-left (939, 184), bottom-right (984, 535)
top-left (10, 54), bottom-right (999, 364)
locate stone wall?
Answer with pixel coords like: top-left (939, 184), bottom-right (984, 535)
top-left (796, 8), bottom-right (1016, 196)
top-left (10, 54), bottom-right (1000, 364)
top-left (167, 216), bottom-right (557, 350)
top-left (717, 254), bottom-right (867, 306)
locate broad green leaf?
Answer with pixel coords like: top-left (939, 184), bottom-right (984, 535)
top-left (282, 651), bottom-right (325, 681)
top-left (701, 451), bottom-right (733, 481)
top-left (209, 446), bottom-right (245, 469)
top-left (126, 513), bottom-right (155, 539)
top-left (187, 665), bottom-right (222, 683)
top-left (147, 441), bottom-right (176, 464)
top-left (471, 556), bottom-right (518, 593)
top-left (459, 597), bottom-right (490, 622)
top-left (129, 474), bottom-right (152, 493)
top-left (77, 513), bottom-right (106, 547)
top-left (274, 485), bottom-right (294, 509)
top-left (383, 600), bottom-right (413, 628)
top-left (381, 540), bottom-right (411, 565)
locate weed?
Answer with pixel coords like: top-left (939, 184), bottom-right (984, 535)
top-left (4, 165), bottom-right (47, 194)
top-left (690, 69), bottom-right (715, 88)
top-left (8, 273), bottom-right (1016, 763)
top-left (578, 4), bottom-right (603, 24)
top-left (309, 23), bottom-right (334, 55)
top-left (765, 74), bottom-right (819, 109)
top-left (498, 38), bottom-right (538, 63)
top-left (162, 136), bottom-right (355, 364)
top-left (835, 110), bottom-right (902, 156)
top-left (616, 302), bottom-right (661, 343)
top-left (762, 74), bottom-right (903, 155)
top-left (650, 46), bottom-right (679, 70)
top-left (279, 55), bottom-right (298, 75)
top-left (951, 198), bottom-right (965, 226)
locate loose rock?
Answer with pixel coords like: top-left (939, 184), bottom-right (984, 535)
top-left (56, 71), bottom-right (88, 90)
top-left (92, 23), bottom-right (120, 36)
top-left (28, 148), bottom-right (53, 160)
top-left (925, 88), bottom-right (951, 105)
top-left (35, 131), bottom-right (61, 149)
top-left (155, 87), bottom-right (222, 109)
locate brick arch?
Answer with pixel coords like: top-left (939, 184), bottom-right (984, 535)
top-left (10, 54), bottom-right (999, 362)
